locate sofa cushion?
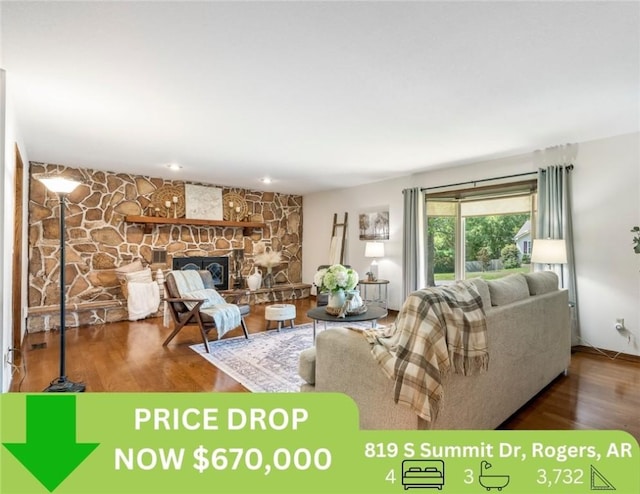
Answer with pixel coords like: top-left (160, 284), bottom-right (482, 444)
top-left (298, 347), bottom-right (316, 384)
top-left (524, 271), bottom-right (559, 295)
top-left (467, 278), bottom-right (491, 309)
top-left (487, 274), bottom-right (530, 306)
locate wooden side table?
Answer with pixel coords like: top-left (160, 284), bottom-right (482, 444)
top-left (358, 279), bottom-right (389, 309)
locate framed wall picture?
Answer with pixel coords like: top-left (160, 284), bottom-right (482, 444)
top-left (359, 209), bottom-right (389, 240)
top-left (184, 184), bottom-right (223, 220)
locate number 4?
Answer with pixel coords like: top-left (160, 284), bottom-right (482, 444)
top-left (385, 469), bottom-right (396, 484)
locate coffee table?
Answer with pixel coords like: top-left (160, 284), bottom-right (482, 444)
top-left (306, 305), bottom-right (388, 340)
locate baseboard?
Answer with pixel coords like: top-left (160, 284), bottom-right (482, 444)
top-left (572, 345), bottom-right (640, 363)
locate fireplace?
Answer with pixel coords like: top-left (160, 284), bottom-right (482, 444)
top-left (172, 256), bottom-right (229, 290)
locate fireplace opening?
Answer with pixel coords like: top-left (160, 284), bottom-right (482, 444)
top-left (172, 256), bottom-right (229, 290)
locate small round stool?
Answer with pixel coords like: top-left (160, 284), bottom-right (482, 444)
top-left (265, 304), bottom-right (296, 331)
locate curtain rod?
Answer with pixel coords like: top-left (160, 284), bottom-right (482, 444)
top-left (420, 165), bottom-right (573, 192)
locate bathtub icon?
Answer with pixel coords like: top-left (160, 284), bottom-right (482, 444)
top-left (479, 460), bottom-right (510, 491)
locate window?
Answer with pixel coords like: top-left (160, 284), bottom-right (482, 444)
top-left (426, 181), bottom-right (537, 285)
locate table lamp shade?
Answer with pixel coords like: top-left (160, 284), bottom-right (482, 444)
top-left (531, 239), bottom-right (567, 264)
top-left (365, 241), bottom-right (385, 258)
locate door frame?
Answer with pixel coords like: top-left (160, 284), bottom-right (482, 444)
top-left (12, 144), bottom-right (24, 361)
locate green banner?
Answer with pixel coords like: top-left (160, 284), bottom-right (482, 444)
top-left (1, 393), bottom-right (638, 493)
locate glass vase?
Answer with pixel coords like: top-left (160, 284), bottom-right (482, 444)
top-left (263, 267), bottom-right (274, 288)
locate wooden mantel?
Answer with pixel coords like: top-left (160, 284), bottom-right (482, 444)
top-left (124, 215), bottom-right (266, 235)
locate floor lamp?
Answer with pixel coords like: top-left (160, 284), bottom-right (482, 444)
top-left (530, 238), bottom-right (567, 271)
top-left (38, 175), bottom-right (86, 392)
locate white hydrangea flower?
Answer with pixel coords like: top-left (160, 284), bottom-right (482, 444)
top-left (315, 264), bottom-right (359, 293)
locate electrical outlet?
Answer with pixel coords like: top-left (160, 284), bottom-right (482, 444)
top-left (614, 319), bottom-right (635, 345)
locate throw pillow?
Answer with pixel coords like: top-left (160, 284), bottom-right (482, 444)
top-left (199, 270), bottom-right (216, 289)
top-left (115, 259), bottom-right (144, 280)
top-left (487, 274), bottom-right (530, 306)
top-left (466, 278), bottom-right (491, 309)
top-left (124, 267), bottom-right (153, 284)
top-left (524, 271), bottom-right (559, 295)
top-left (183, 288), bottom-right (225, 310)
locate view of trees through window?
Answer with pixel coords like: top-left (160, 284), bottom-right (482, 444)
top-left (426, 186), bottom-right (536, 285)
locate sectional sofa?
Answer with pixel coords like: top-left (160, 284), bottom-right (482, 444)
top-left (299, 272), bottom-right (571, 430)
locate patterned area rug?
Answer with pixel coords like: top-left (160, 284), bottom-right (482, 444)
top-left (190, 322), bottom-right (371, 392)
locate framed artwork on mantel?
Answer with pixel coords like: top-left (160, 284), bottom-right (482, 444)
top-left (185, 184), bottom-right (223, 220)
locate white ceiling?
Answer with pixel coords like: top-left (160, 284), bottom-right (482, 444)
top-left (2, 1), bottom-right (639, 195)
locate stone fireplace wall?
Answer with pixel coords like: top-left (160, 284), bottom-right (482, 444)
top-left (28, 162), bottom-right (303, 331)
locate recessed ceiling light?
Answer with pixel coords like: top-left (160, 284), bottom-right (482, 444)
top-left (166, 163), bottom-right (182, 171)
top-left (261, 177), bottom-right (272, 184)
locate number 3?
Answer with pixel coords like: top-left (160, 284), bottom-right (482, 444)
top-left (464, 469), bottom-right (474, 484)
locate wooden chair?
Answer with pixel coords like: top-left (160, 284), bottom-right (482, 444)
top-left (163, 270), bottom-right (250, 353)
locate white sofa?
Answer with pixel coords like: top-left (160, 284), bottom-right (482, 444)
top-left (299, 272), bottom-right (570, 430)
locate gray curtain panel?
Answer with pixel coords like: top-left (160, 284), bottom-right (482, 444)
top-left (536, 147), bottom-right (580, 343)
top-left (402, 187), bottom-right (426, 300)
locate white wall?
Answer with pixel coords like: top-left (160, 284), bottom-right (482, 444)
top-left (303, 132), bottom-right (640, 356)
top-left (0, 68), bottom-right (6, 393)
top-left (572, 133), bottom-right (640, 355)
top-left (303, 174), bottom-right (413, 311)
top-left (0, 68), bottom-right (30, 392)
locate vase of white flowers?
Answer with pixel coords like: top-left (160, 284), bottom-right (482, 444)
top-left (314, 264), bottom-right (359, 310)
top-left (254, 247), bottom-right (282, 289)
top-left (328, 290), bottom-right (346, 309)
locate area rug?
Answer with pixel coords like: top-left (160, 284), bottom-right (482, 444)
top-left (190, 322), bottom-right (371, 392)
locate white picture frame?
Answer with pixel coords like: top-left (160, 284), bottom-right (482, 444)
top-left (184, 184), bottom-right (223, 220)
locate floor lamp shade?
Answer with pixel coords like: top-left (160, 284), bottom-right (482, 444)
top-left (38, 175), bottom-right (86, 392)
top-left (38, 176), bottom-right (83, 194)
top-left (531, 239), bottom-right (567, 265)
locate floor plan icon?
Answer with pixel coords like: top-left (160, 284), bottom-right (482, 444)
top-left (590, 465), bottom-right (615, 491)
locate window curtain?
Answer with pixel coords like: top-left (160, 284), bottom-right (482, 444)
top-left (402, 187), bottom-right (427, 300)
top-left (535, 144), bottom-right (580, 344)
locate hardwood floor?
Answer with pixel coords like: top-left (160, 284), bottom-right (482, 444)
top-left (11, 298), bottom-right (640, 440)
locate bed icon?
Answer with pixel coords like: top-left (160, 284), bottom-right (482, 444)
top-left (401, 460), bottom-right (445, 490)
top-left (479, 460), bottom-right (510, 491)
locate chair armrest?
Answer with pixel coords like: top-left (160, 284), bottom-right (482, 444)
top-left (221, 289), bottom-right (250, 304)
top-left (164, 297), bottom-right (205, 308)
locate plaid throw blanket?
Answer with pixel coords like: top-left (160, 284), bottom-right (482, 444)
top-left (363, 281), bottom-right (488, 425)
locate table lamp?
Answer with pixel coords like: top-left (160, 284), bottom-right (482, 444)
top-left (364, 241), bottom-right (385, 281)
